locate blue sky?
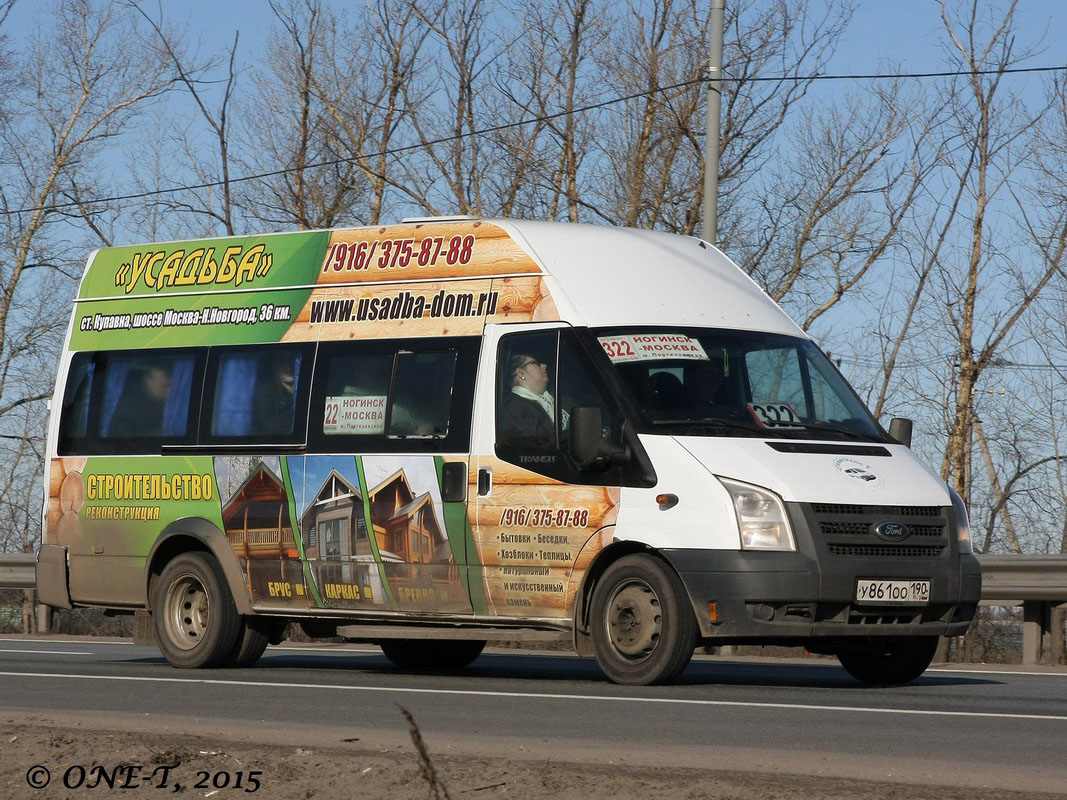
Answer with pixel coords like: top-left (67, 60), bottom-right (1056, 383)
top-left (830, 2), bottom-right (1063, 73)
top-left (9, 1), bottom-right (1063, 84)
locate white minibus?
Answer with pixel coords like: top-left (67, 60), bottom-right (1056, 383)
top-left (38, 217), bottom-right (981, 684)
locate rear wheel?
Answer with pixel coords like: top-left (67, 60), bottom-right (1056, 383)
top-left (590, 554), bottom-right (697, 685)
top-left (153, 552), bottom-right (241, 669)
top-left (379, 639), bottom-right (485, 671)
top-left (836, 636), bottom-right (939, 685)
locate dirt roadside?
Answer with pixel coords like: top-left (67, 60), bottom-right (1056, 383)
top-left (1, 716), bottom-right (1063, 800)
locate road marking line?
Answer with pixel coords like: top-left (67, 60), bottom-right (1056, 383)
top-left (0, 644), bottom-right (137, 648)
top-left (0, 649), bottom-right (93, 655)
top-left (928, 668), bottom-right (1067, 678)
top-left (0, 670), bottom-right (1064, 722)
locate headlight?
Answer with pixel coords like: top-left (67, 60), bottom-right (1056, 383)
top-left (717, 477), bottom-right (796, 551)
top-left (949, 487), bottom-right (973, 554)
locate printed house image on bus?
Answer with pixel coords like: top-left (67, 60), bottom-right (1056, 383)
top-left (217, 457), bottom-right (303, 604)
top-left (300, 459), bottom-right (464, 611)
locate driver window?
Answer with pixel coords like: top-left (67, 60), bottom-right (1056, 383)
top-left (496, 331), bottom-right (559, 451)
top-left (557, 333), bottom-right (618, 440)
top-left (495, 330), bottom-right (621, 481)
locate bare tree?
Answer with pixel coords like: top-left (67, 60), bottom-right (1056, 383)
top-left (0, 0), bottom-right (176, 554)
top-left (310, 0), bottom-right (432, 224)
top-left (935, 1), bottom-right (1060, 503)
top-left (402, 0), bottom-right (495, 215)
top-left (489, 0), bottom-right (607, 222)
top-left (128, 2), bottom-right (239, 236)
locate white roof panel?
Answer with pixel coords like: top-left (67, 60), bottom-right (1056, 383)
top-left (497, 220), bottom-right (805, 337)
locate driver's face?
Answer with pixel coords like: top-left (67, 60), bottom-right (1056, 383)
top-left (516, 358), bottom-right (549, 394)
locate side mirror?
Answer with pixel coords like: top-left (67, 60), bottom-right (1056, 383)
top-left (440, 460), bottom-right (467, 502)
top-left (888, 417), bottom-right (913, 448)
top-left (569, 406), bottom-right (627, 469)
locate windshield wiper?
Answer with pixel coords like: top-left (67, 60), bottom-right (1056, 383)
top-left (652, 417), bottom-right (765, 435)
top-left (784, 421), bottom-right (887, 443)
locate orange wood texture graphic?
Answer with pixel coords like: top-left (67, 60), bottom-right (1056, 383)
top-left (472, 458), bottom-right (619, 618)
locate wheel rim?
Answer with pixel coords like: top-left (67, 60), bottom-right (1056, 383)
top-left (161, 573), bottom-right (211, 651)
top-left (604, 578), bottom-right (662, 661)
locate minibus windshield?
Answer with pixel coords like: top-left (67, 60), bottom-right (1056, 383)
top-left (595, 328), bottom-right (888, 441)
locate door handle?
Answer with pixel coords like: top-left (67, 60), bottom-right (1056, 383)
top-left (477, 468), bottom-right (492, 497)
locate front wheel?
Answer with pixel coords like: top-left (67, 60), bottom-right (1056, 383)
top-left (153, 552), bottom-right (241, 669)
top-left (379, 639), bottom-right (485, 671)
top-left (836, 636), bottom-right (939, 685)
top-left (590, 554), bottom-right (697, 685)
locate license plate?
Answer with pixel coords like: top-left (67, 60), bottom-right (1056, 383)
top-left (855, 579), bottom-right (930, 605)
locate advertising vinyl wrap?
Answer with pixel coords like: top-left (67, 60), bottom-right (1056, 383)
top-left (52, 221), bottom-right (605, 619)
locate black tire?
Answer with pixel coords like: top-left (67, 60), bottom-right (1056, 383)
top-left (837, 636), bottom-right (939, 685)
top-left (221, 618), bottom-right (270, 668)
top-left (379, 639), bottom-right (486, 671)
top-left (153, 552), bottom-right (241, 669)
top-left (590, 554), bottom-right (697, 685)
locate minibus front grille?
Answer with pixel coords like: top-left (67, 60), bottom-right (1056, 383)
top-left (827, 543), bottom-right (945, 558)
top-left (798, 502), bottom-right (952, 559)
top-left (820, 521), bottom-right (945, 537)
top-left (810, 503), bottom-right (942, 517)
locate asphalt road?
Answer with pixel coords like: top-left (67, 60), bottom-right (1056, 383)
top-left (1, 636), bottom-right (1066, 794)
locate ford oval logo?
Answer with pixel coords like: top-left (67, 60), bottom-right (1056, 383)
top-left (874, 521), bottom-right (910, 541)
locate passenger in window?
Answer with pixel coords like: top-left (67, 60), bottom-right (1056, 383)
top-left (500, 354), bottom-right (568, 448)
top-left (110, 365), bottom-right (172, 437)
top-left (253, 354), bottom-right (297, 436)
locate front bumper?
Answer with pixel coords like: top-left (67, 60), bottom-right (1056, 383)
top-left (662, 502), bottom-right (981, 643)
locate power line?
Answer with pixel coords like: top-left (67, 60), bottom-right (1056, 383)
top-left (3, 63), bottom-right (1066, 219)
top-left (751, 64), bottom-right (1067, 82)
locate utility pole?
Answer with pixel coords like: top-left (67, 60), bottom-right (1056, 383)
top-left (702, 0), bottom-right (725, 245)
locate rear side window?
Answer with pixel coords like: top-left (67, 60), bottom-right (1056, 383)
top-left (202, 344), bottom-right (314, 444)
top-left (58, 349), bottom-right (203, 455)
top-left (308, 337), bottom-right (478, 453)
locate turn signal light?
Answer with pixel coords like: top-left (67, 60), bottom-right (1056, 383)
top-left (708, 602), bottom-right (721, 625)
top-left (656, 493), bottom-right (679, 510)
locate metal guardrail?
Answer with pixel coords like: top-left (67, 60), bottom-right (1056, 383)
top-left (977, 554), bottom-right (1067, 665)
top-left (2, 551), bottom-right (1065, 661)
top-left (977, 554), bottom-right (1067, 601)
top-left (0, 552), bottom-right (35, 589)
top-left (6, 553), bottom-right (1065, 598)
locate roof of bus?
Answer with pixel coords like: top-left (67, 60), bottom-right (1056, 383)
top-left (75, 217), bottom-right (805, 339)
top-left (497, 219), bottom-right (803, 336)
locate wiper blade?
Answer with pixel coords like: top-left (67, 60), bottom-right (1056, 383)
top-left (786, 421), bottom-right (886, 443)
top-left (652, 417), bottom-right (765, 435)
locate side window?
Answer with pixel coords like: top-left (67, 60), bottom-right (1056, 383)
top-left (495, 329), bottom-right (621, 481)
top-left (389, 351), bottom-right (457, 438)
top-left (308, 337), bottom-right (477, 453)
top-left (558, 333), bottom-right (619, 438)
top-left (204, 345), bottom-right (312, 443)
top-left (58, 349), bottom-right (201, 455)
top-left (320, 351), bottom-right (393, 436)
top-left (495, 331), bottom-right (559, 451)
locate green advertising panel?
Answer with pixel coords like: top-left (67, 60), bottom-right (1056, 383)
top-left (69, 287), bottom-right (313, 350)
top-left (78, 231), bottom-right (330, 300)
